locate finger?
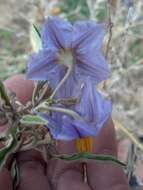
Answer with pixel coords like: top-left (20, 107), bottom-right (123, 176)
top-left (0, 74), bottom-right (34, 132)
top-left (4, 74), bottom-right (34, 105)
top-left (87, 118), bottom-right (130, 190)
top-left (0, 168), bottom-right (13, 190)
top-left (3, 76), bottom-right (50, 189)
top-left (48, 140), bottom-right (92, 189)
top-left (57, 170), bottom-right (91, 190)
top-left (16, 150), bottom-right (51, 190)
top-left (0, 76), bottom-right (28, 190)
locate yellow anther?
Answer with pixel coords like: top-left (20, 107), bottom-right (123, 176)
top-left (76, 137), bottom-right (93, 153)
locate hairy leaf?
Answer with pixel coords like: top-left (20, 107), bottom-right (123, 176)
top-left (0, 124), bottom-right (19, 169)
top-left (20, 114), bottom-right (48, 125)
top-left (0, 80), bottom-right (13, 109)
top-left (30, 24), bottom-right (42, 52)
top-left (11, 160), bottom-right (20, 190)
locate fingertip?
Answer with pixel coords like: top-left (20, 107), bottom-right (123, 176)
top-left (87, 118), bottom-right (130, 190)
top-left (57, 140), bottom-right (77, 154)
top-left (57, 170), bottom-right (91, 190)
top-left (92, 117), bottom-right (117, 156)
top-left (16, 150), bottom-right (50, 190)
top-left (0, 168), bottom-right (13, 190)
top-left (88, 162), bottom-right (130, 190)
top-left (16, 149), bottom-right (46, 169)
top-left (47, 140), bottom-right (82, 189)
top-left (4, 74), bottom-right (34, 105)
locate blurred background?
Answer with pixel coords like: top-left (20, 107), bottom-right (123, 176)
top-left (0, 0), bottom-right (143, 188)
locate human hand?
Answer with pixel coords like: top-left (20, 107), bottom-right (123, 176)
top-left (0, 75), bottom-right (130, 190)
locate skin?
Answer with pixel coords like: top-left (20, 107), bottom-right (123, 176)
top-left (0, 75), bottom-right (131, 190)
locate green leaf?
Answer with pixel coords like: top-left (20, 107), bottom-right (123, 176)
top-left (20, 115), bottom-right (48, 125)
top-left (30, 24), bottom-right (42, 52)
top-left (0, 134), bottom-right (17, 169)
top-left (0, 80), bottom-right (13, 109)
top-left (54, 152), bottom-right (126, 167)
top-left (11, 160), bottom-right (20, 189)
top-left (0, 123), bottom-right (19, 169)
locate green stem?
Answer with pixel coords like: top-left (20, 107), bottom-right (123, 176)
top-left (32, 83), bottom-right (38, 106)
top-left (34, 64), bottom-right (80, 121)
top-left (46, 106), bottom-right (82, 120)
top-left (35, 104), bottom-right (82, 121)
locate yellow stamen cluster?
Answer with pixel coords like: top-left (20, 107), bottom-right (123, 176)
top-left (76, 137), bottom-right (93, 153)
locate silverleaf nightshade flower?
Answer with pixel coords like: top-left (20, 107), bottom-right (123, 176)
top-left (26, 17), bottom-right (112, 151)
top-left (27, 16), bottom-right (109, 95)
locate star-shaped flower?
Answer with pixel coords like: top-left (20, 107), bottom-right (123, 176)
top-left (26, 17), bottom-right (112, 143)
top-left (27, 16), bottom-right (109, 96)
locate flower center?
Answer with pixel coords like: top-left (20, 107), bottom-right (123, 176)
top-left (59, 49), bottom-right (75, 67)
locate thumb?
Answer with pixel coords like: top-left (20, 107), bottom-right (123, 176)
top-left (4, 74), bottom-right (34, 105)
top-left (0, 168), bottom-right (13, 190)
top-left (87, 118), bottom-right (130, 190)
top-left (16, 150), bottom-right (51, 190)
top-left (0, 74), bottom-right (34, 190)
top-left (1, 75), bottom-right (51, 189)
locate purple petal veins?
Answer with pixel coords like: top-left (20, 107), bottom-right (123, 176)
top-left (27, 16), bottom-right (109, 84)
top-left (27, 16), bottom-right (112, 141)
top-left (42, 17), bottom-right (73, 49)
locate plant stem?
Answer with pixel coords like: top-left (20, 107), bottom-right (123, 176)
top-left (105, 0), bottom-right (113, 59)
top-left (35, 105), bottom-right (82, 121)
top-left (49, 64), bottom-right (73, 99)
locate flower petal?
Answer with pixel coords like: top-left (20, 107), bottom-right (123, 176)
top-left (38, 113), bottom-right (79, 140)
top-left (55, 116), bottom-right (79, 140)
top-left (75, 49), bottom-right (109, 83)
top-left (41, 17), bottom-right (73, 49)
top-left (73, 21), bottom-right (105, 50)
top-left (73, 78), bottom-right (112, 137)
top-left (55, 69), bottom-right (81, 99)
top-left (72, 120), bottom-right (98, 137)
top-left (38, 112), bottom-right (62, 137)
top-left (26, 49), bottom-right (63, 82)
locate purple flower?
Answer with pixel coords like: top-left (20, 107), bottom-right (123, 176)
top-left (26, 17), bottom-right (109, 92)
top-left (26, 17), bottom-right (112, 141)
top-left (39, 78), bottom-right (112, 140)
